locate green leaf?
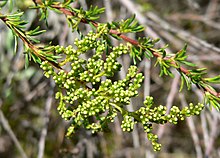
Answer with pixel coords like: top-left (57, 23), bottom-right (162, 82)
top-left (110, 33), bottom-right (122, 40)
top-left (6, 12), bottom-right (24, 18)
top-left (205, 93), bottom-right (220, 111)
top-left (189, 68), bottom-right (207, 75)
top-left (153, 38), bottom-right (160, 43)
top-left (204, 75), bottom-right (220, 84)
top-left (130, 20), bottom-right (138, 28)
top-left (88, 21), bottom-right (97, 30)
top-left (131, 46), bottom-right (141, 61)
top-left (120, 15), bottom-right (144, 33)
top-left (51, 55), bottom-right (62, 59)
top-left (122, 19), bottom-right (132, 30)
top-left (103, 35), bottom-right (112, 48)
top-left (48, 6), bottom-right (62, 14)
top-left (162, 49), bottom-right (166, 58)
top-left (175, 44), bottom-right (187, 59)
top-left (132, 25), bottom-right (144, 32)
top-left (112, 21), bottom-right (120, 28)
top-left (9, 0), bottom-right (14, 13)
top-left (181, 73), bottom-right (191, 90)
top-left (180, 60), bottom-right (196, 67)
top-left (157, 45), bottom-right (168, 56)
top-left (210, 99), bottom-right (220, 111)
top-left (27, 26), bottom-right (46, 36)
top-left (63, 0), bottom-right (75, 6)
top-left (180, 75), bottom-right (185, 92)
top-left (144, 48), bottom-right (153, 59)
top-left (125, 14), bottom-right (135, 28)
top-left (0, 0), bottom-right (8, 7)
top-left (167, 69), bottom-right (174, 78)
top-left (202, 84), bottom-right (218, 94)
top-left (28, 36), bottom-right (40, 43)
top-left (159, 68), bottom-right (164, 77)
top-left (31, 53), bottom-right (41, 64)
top-left (85, 5), bottom-right (105, 21)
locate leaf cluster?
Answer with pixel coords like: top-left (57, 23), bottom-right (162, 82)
top-left (110, 15), bottom-right (144, 34)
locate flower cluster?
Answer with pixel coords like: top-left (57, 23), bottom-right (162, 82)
top-left (40, 31), bottom-right (144, 135)
top-left (38, 29), bottom-right (205, 151)
top-left (121, 115), bottom-right (134, 132)
top-left (134, 96), bottom-right (204, 151)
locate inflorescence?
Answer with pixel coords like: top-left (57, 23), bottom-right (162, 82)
top-left (40, 29), bottom-right (204, 151)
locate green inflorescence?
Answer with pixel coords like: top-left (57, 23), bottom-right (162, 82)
top-left (40, 29), bottom-right (204, 151)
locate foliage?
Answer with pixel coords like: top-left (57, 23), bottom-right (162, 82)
top-left (0, 0), bottom-right (219, 152)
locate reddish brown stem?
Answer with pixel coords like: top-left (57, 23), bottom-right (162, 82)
top-left (31, 1), bottom-right (220, 98)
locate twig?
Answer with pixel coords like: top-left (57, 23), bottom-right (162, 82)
top-left (103, 0), bottom-right (114, 22)
top-left (0, 108), bottom-right (28, 158)
top-left (157, 71), bottom-right (180, 139)
top-left (188, 54), bottom-right (220, 62)
top-left (139, 38), bottom-right (155, 158)
top-left (186, 0), bottom-right (200, 10)
top-left (169, 13), bottom-right (220, 30)
top-left (118, 0), bottom-right (171, 50)
top-left (37, 80), bottom-right (55, 158)
top-left (120, 66), bottom-right (140, 148)
top-left (179, 93), bottom-right (203, 158)
top-left (59, 21), bottom-right (69, 46)
top-left (25, 81), bottom-right (48, 101)
top-left (193, 86), bottom-right (220, 157)
top-left (193, 87), bottom-right (210, 153)
top-left (201, 111), bottom-right (210, 155)
top-left (146, 12), bottom-right (220, 54)
top-left (103, 0), bottom-right (123, 142)
top-left (79, 0), bottom-right (88, 10)
top-left (206, 0), bottom-right (219, 19)
top-left (205, 110), bottom-right (219, 157)
top-left (113, 9), bottom-right (141, 150)
top-left (144, 59), bottom-right (151, 97)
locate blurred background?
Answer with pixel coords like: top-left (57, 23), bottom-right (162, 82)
top-left (0, 0), bottom-right (220, 158)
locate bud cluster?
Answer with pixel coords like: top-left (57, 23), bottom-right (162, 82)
top-left (121, 114), bottom-right (135, 132)
top-left (39, 30), bottom-right (205, 151)
top-left (133, 96), bottom-right (204, 151)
